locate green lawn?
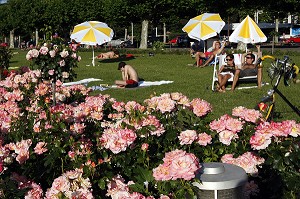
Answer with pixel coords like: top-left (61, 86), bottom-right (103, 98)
top-left (9, 48), bottom-right (300, 121)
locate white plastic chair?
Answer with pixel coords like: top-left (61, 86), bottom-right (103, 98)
top-left (211, 54), bottom-right (259, 91)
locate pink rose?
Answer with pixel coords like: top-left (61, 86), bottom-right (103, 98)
top-left (39, 46), bottom-right (49, 55)
top-left (250, 133), bottom-right (272, 150)
top-left (60, 49), bottom-right (69, 58)
top-left (197, 132), bottom-right (212, 146)
top-left (58, 60), bottom-right (66, 67)
top-left (178, 130), bottom-right (197, 145)
top-left (34, 142), bottom-right (48, 155)
top-left (141, 143), bottom-right (149, 151)
top-left (48, 70), bottom-right (54, 75)
top-left (49, 50), bottom-right (56, 57)
top-left (219, 130), bottom-right (238, 145)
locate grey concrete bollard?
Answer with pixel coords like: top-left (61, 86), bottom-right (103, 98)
top-left (192, 162), bottom-right (248, 199)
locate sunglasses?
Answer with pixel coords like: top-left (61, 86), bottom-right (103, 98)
top-left (226, 58), bottom-right (233, 61)
top-left (246, 56), bottom-right (252, 59)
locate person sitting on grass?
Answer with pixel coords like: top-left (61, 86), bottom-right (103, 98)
top-left (217, 54), bottom-right (236, 92)
top-left (95, 50), bottom-right (119, 59)
top-left (196, 40), bottom-right (226, 68)
top-left (231, 45), bottom-right (262, 91)
top-left (115, 61), bottom-right (139, 88)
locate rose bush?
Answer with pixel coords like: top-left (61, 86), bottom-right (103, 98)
top-left (0, 68), bottom-right (299, 198)
top-left (26, 42), bottom-right (81, 82)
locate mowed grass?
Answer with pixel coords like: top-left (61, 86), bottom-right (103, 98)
top-left (10, 48), bottom-right (300, 121)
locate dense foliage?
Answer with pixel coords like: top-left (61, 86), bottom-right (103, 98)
top-left (0, 0), bottom-right (300, 43)
top-left (0, 43), bottom-right (12, 79)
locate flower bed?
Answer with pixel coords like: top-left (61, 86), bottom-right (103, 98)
top-left (0, 68), bottom-right (299, 198)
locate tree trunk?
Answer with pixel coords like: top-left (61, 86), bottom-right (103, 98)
top-left (139, 20), bottom-right (149, 49)
top-left (9, 29), bottom-right (14, 48)
top-left (35, 29), bottom-right (39, 46)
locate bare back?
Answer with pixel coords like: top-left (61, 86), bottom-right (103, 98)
top-left (124, 65), bottom-right (138, 82)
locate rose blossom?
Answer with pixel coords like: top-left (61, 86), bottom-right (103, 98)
top-left (197, 132), bottom-right (212, 146)
top-left (39, 46), bottom-right (49, 55)
top-left (190, 98), bottom-right (212, 117)
top-left (178, 130), bottom-right (197, 145)
top-left (49, 50), bottom-right (56, 57)
top-left (62, 72), bottom-right (69, 79)
top-left (250, 133), bottom-right (272, 150)
top-left (58, 59), bottom-right (66, 67)
top-left (219, 130), bottom-right (238, 145)
top-left (48, 70), bottom-right (54, 76)
top-left (26, 49), bottom-right (39, 60)
top-left (34, 142), bottom-right (48, 155)
top-left (153, 149), bottom-right (200, 181)
top-left (157, 97), bottom-right (176, 113)
top-left (141, 143), bottom-right (149, 151)
top-left (60, 49), bottom-right (69, 58)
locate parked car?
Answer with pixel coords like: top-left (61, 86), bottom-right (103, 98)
top-left (148, 36), bottom-right (168, 47)
top-left (282, 34), bottom-right (300, 45)
top-left (104, 38), bottom-right (125, 48)
top-left (120, 40), bottom-right (134, 48)
top-left (168, 35), bottom-right (192, 47)
top-left (169, 36), bottom-right (180, 46)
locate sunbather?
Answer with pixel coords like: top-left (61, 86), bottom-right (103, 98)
top-left (231, 45), bottom-right (262, 91)
top-left (197, 40), bottom-right (226, 67)
top-left (190, 40), bottom-right (204, 65)
top-left (95, 50), bottom-right (119, 59)
top-left (115, 62), bottom-right (139, 88)
top-left (217, 54), bottom-right (236, 92)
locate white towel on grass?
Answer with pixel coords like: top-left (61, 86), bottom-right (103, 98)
top-left (91, 80), bottom-right (174, 91)
top-left (63, 78), bottom-right (102, 86)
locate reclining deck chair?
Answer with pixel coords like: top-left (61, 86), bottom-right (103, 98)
top-left (190, 41), bottom-right (218, 66)
top-left (211, 53), bottom-right (259, 91)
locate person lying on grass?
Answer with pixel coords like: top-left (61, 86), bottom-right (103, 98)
top-left (95, 50), bottom-right (119, 59)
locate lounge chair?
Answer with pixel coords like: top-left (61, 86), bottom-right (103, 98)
top-left (211, 53), bottom-right (260, 91)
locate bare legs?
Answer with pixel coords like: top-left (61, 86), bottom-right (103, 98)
top-left (115, 80), bottom-right (126, 88)
top-left (217, 74), bottom-right (232, 92)
top-left (231, 69), bottom-right (240, 91)
top-left (257, 67), bottom-right (262, 89)
top-left (195, 52), bottom-right (203, 67)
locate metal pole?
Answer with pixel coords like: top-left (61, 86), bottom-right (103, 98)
top-left (163, 23), bottom-right (166, 43)
top-left (214, 190), bottom-right (218, 199)
top-left (131, 22), bottom-right (134, 44)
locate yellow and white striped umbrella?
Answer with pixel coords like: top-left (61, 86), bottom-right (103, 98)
top-left (229, 15), bottom-right (267, 44)
top-left (182, 13), bottom-right (225, 41)
top-left (70, 21), bottom-right (114, 66)
top-left (71, 21), bottom-right (114, 45)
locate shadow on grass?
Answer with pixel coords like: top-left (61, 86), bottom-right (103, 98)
top-left (98, 55), bottom-right (136, 63)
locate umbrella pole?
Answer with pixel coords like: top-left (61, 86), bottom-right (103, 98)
top-left (92, 46), bottom-right (95, 66)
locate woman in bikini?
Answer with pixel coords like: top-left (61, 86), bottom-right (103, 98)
top-left (217, 54), bottom-right (235, 92)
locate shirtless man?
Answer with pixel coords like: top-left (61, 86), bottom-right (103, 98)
top-left (115, 62), bottom-right (139, 88)
top-left (231, 45), bottom-right (262, 91)
top-left (95, 50), bottom-right (119, 59)
top-left (198, 40), bottom-right (226, 67)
